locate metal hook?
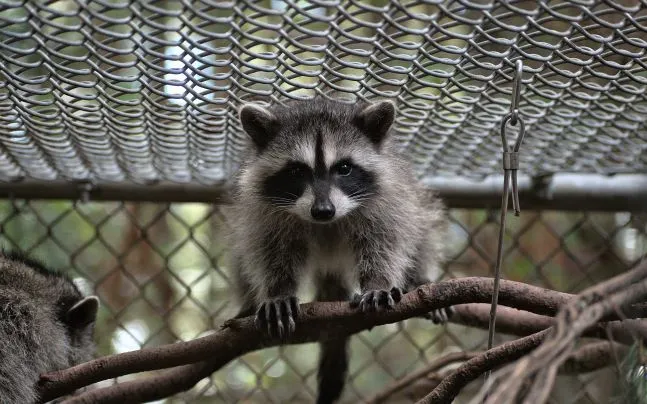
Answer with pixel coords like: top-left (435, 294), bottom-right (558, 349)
top-left (509, 60), bottom-right (522, 126)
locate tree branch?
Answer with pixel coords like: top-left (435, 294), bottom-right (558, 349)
top-left (416, 330), bottom-right (549, 404)
top-left (561, 341), bottom-right (627, 374)
top-left (41, 274), bottom-right (647, 403)
top-left (374, 341), bottom-right (626, 404)
top-left (40, 276), bottom-right (570, 402)
top-left (62, 304), bottom-right (645, 404)
top-left (64, 363), bottom-right (214, 404)
top-left (479, 259), bottom-right (647, 404)
top-left (451, 303), bottom-right (647, 345)
top-left (384, 372), bottom-right (448, 403)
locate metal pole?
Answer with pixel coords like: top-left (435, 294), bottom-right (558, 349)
top-left (0, 174), bottom-right (643, 211)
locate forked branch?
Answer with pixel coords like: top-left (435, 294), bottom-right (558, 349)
top-left (474, 259), bottom-right (647, 404)
top-left (370, 340), bottom-right (626, 404)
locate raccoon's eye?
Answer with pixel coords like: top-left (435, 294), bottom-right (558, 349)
top-left (336, 163), bottom-right (352, 176)
top-left (290, 166), bottom-right (305, 177)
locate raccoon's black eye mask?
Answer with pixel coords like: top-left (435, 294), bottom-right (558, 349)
top-left (261, 158), bottom-right (377, 205)
top-left (261, 161), bottom-right (312, 204)
top-left (288, 162), bottom-right (311, 179)
top-left (330, 159), bottom-right (377, 199)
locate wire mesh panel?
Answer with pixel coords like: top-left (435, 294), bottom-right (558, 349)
top-left (1, 0), bottom-right (646, 185)
top-left (0, 199), bottom-right (644, 403)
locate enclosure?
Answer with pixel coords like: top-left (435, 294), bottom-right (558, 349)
top-left (1, 0), bottom-right (647, 403)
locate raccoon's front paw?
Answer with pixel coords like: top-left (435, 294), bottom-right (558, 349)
top-left (350, 287), bottom-right (403, 312)
top-left (254, 296), bottom-right (300, 339)
top-left (422, 306), bottom-right (454, 324)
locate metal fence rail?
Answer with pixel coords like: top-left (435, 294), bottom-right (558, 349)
top-left (0, 198), bottom-right (644, 403)
top-left (0, 172), bottom-right (645, 211)
top-left (1, 0), bottom-right (646, 187)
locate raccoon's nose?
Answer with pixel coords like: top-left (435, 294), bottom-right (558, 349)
top-left (311, 201), bottom-right (335, 221)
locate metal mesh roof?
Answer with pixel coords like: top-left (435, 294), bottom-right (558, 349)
top-left (1, 0), bottom-right (646, 186)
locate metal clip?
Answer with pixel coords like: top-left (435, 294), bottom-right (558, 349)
top-left (499, 60), bottom-right (526, 216)
top-left (78, 181), bottom-right (94, 204)
top-left (8, 191), bottom-right (19, 214)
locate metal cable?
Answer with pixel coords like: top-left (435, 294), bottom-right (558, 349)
top-left (484, 59), bottom-right (526, 391)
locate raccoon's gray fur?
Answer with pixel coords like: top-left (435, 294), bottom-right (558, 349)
top-left (227, 98), bottom-right (451, 404)
top-left (0, 251), bottom-right (99, 404)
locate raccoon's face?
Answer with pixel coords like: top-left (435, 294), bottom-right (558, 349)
top-left (238, 99), bottom-right (395, 223)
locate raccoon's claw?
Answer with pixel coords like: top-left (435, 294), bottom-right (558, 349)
top-left (422, 306), bottom-right (454, 324)
top-left (254, 296), bottom-right (300, 338)
top-left (390, 286), bottom-right (403, 303)
top-left (351, 287), bottom-right (404, 312)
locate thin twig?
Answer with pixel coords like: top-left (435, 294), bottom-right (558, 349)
top-left (416, 330), bottom-right (549, 404)
top-left (390, 371), bottom-right (449, 402)
top-left (364, 351), bottom-right (480, 404)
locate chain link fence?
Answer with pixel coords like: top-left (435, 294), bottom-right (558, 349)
top-left (0, 198), bottom-right (644, 403)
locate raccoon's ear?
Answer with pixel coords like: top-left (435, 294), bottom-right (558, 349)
top-left (239, 103), bottom-right (280, 150)
top-left (65, 295), bottom-right (99, 329)
top-left (356, 100), bottom-right (395, 145)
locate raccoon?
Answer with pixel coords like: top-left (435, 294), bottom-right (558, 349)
top-left (227, 98), bottom-right (451, 404)
top-left (0, 251), bottom-right (99, 403)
